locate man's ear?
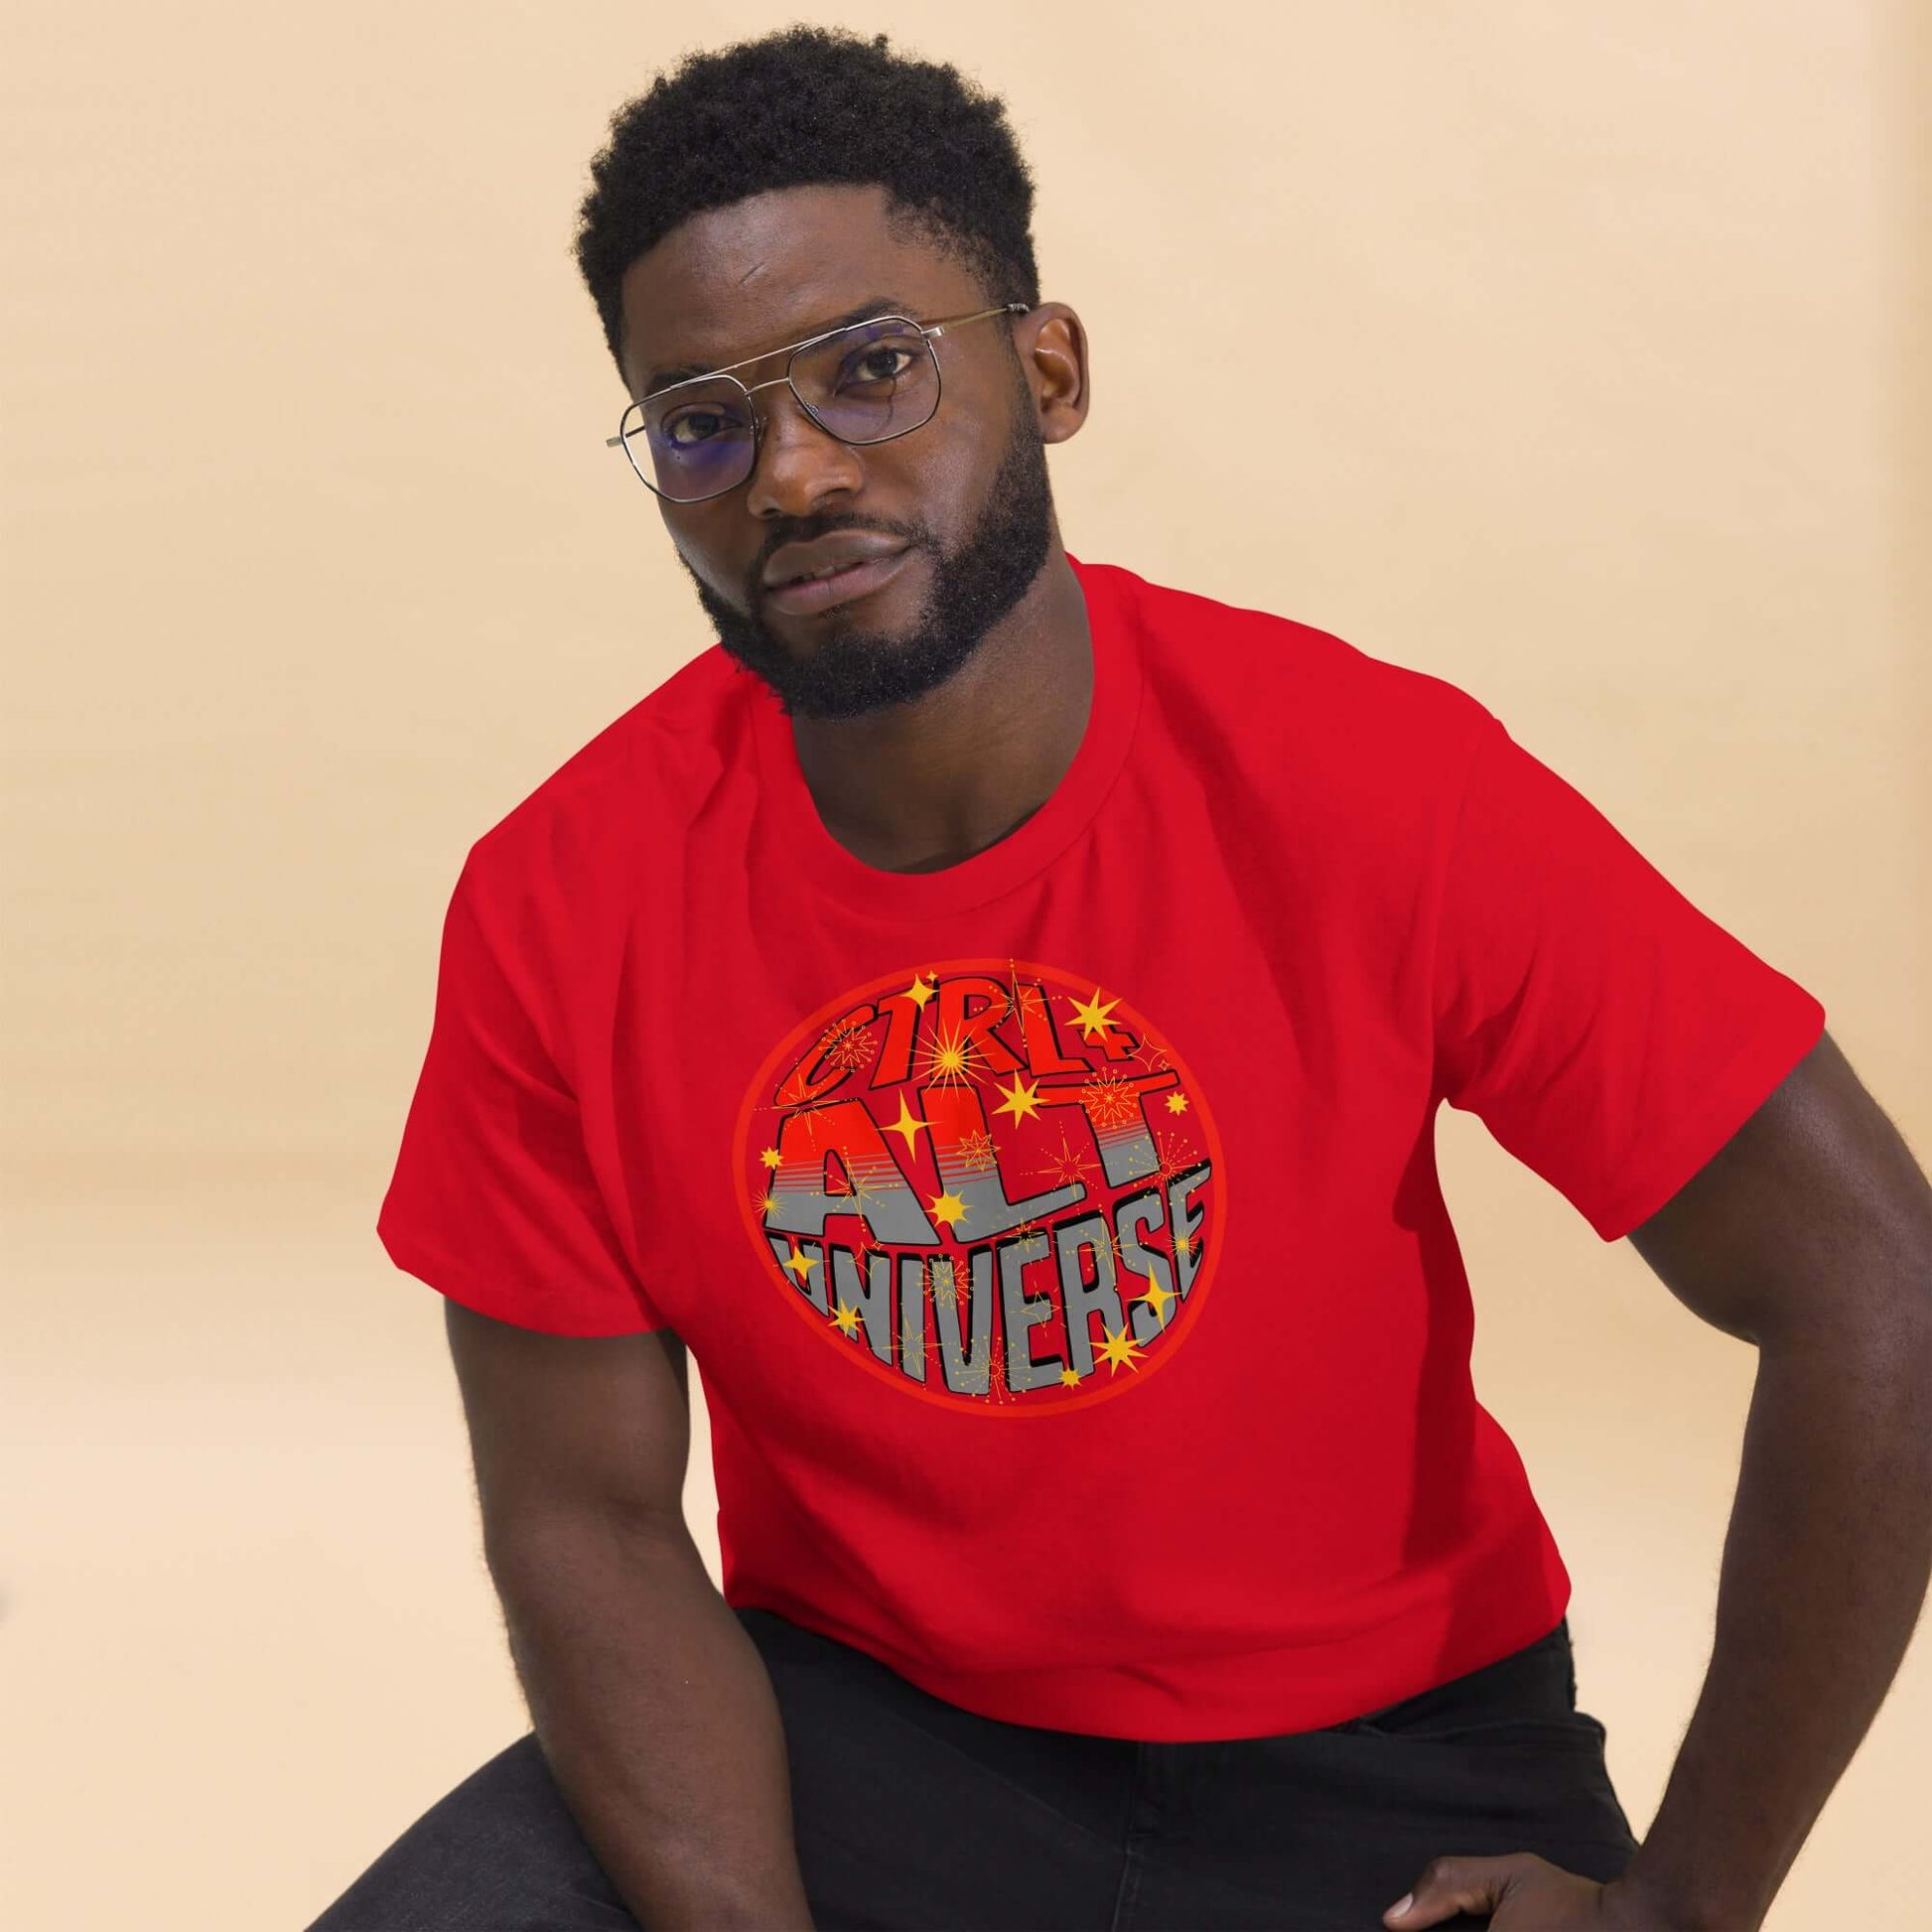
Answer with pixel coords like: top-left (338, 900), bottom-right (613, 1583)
top-left (1020, 303), bottom-right (1090, 444)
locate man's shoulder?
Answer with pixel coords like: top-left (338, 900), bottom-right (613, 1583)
top-left (1101, 557), bottom-right (1493, 772)
top-left (1106, 557), bottom-right (1485, 720)
top-left (461, 644), bottom-right (744, 899)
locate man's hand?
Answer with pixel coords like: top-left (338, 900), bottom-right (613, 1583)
top-left (1383, 1855), bottom-right (1712, 1929)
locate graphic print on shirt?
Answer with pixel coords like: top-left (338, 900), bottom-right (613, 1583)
top-left (732, 960), bottom-right (1223, 1413)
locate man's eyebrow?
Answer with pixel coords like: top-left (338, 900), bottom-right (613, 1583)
top-left (642, 297), bottom-right (911, 396)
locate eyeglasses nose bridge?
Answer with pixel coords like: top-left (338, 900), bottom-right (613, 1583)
top-left (735, 369), bottom-right (860, 462)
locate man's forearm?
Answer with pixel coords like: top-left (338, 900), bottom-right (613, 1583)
top-left (488, 1506), bottom-right (815, 1930)
top-left (1617, 1318), bottom-right (1932, 1929)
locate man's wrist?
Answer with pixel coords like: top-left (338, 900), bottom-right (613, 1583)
top-left (1607, 1852), bottom-right (1767, 1932)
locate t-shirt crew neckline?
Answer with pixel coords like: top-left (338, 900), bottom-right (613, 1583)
top-left (745, 551), bottom-right (1143, 921)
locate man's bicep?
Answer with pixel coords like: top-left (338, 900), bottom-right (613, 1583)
top-left (444, 1299), bottom-right (694, 1544)
top-left (1626, 1029), bottom-right (1932, 1349)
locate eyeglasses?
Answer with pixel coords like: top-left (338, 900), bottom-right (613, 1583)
top-left (605, 302), bottom-right (1030, 504)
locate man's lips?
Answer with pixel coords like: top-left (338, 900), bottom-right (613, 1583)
top-left (761, 547), bottom-right (914, 618)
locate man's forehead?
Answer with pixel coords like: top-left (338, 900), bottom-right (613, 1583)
top-left (617, 184), bottom-right (975, 394)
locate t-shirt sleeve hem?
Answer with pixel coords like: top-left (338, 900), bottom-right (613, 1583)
top-left (376, 1222), bottom-right (672, 1339)
top-left (1582, 990), bottom-right (1827, 1244)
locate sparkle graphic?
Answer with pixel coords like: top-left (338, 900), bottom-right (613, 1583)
top-left (884, 1095), bottom-right (933, 1156)
top-left (1166, 1091), bottom-right (1189, 1114)
top-left (903, 972), bottom-right (937, 1009)
top-left (985, 1337), bottom-right (1014, 1407)
top-left (1035, 1126), bottom-right (1099, 1192)
top-left (955, 1128), bottom-right (999, 1174)
top-left (821, 1018), bottom-right (874, 1074)
top-left (782, 1244), bottom-right (818, 1282)
top-left (1079, 1067), bottom-right (1140, 1131)
top-left (1153, 1130), bottom-right (1200, 1189)
top-left (1137, 1280), bottom-right (1177, 1326)
top-left (838, 1164), bottom-right (884, 1214)
top-left (831, 1300), bottom-right (862, 1336)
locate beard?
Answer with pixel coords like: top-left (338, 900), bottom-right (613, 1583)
top-left (677, 408), bottom-right (1056, 721)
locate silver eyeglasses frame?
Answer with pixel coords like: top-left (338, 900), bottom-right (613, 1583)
top-left (605, 301), bottom-right (1031, 504)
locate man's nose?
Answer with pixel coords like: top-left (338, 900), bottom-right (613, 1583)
top-left (742, 383), bottom-right (869, 519)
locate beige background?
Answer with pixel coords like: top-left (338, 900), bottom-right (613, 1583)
top-left (5, 1), bottom-right (1927, 1926)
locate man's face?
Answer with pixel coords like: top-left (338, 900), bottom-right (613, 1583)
top-left (616, 185), bottom-right (1072, 720)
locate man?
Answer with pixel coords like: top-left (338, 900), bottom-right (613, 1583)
top-left (311, 26), bottom-right (1932, 1932)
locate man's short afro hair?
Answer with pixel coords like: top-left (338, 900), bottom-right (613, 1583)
top-left (573, 26), bottom-right (1041, 375)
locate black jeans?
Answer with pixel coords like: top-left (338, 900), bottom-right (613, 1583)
top-left (307, 1606), bottom-right (1638, 1931)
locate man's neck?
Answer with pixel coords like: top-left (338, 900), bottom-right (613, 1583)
top-left (787, 546), bottom-right (1092, 876)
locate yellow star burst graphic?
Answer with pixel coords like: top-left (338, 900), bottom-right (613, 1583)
top-left (1059, 1366), bottom-right (1082, 1388)
top-left (927, 1190), bottom-right (969, 1232)
top-left (782, 1245), bottom-right (818, 1281)
top-left (914, 1021), bottom-right (978, 1086)
top-left (1093, 1322), bottom-right (1146, 1374)
top-left (831, 1300), bottom-right (862, 1335)
top-left (993, 1073), bottom-right (1042, 1123)
top-left (1165, 1091), bottom-right (1189, 1114)
top-left (903, 972), bottom-right (937, 1009)
top-left (760, 1147), bottom-right (783, 1169)
top-left (1067, 987), bottom-right (1121, 1040)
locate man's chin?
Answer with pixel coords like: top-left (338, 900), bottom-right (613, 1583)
top-left (688, 584), bottom-right (965, 720)
top-left (728, 629), bottom-right (981, 721)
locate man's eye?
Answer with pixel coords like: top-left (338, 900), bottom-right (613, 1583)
top-left (664, 410), bottom-right (731, 447)
top-left (842, 346), bottom-right (916, 386)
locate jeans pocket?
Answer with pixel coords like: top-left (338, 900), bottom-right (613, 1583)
top-left (1389, 1712), bottom-right (1606, 1750)
top-left (1341, 1706), bottom-right (1608, 1753)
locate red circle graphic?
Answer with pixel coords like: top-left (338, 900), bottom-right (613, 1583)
top-left (730, 959), bottom-right (1225, 1414)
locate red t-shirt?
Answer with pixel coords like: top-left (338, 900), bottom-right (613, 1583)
top-left (377, 553), bottom-right (1825, 1740)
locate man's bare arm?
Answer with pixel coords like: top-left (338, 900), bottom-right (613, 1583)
top-left (445, 1301), bottom-right (815, 1930)
top-left (1390, 1027), bottom-right (1932, 1930)
top-left (1604, 1028), bottom-right (1932, 1927)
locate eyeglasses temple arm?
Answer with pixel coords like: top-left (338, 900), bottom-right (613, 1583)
top-left (926, 301), bottom-right (1032, 341)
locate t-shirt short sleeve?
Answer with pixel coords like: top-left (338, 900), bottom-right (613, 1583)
top-left (1431, 712), bottom-right (1827, 1243)
top-left (376, 856), bottom-right (669, 1336)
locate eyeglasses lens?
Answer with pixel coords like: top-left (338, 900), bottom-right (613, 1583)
top-left (626, 319), bottom-right (941, 502)
top-left (793, 320), bottom-right (939, 445)
top-left (625, 381), bottom-right (755, 503)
